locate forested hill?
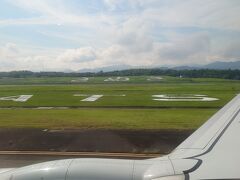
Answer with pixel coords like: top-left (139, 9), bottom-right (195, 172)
top-left (0, 69), bottom-right (239, 80)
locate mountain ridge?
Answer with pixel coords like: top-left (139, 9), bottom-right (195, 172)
top-left (78, 60), bottom-right (240, 73)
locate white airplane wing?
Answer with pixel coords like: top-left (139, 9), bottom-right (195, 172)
top-left (169, 94), bottom-right (240, 179)
top-left (0, 94), bottom-right (239, 180)
top-left (0, 169), bottom-right (14, 174)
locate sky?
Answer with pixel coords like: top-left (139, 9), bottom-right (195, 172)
top-left (0, 0), bottom-right (240, 71)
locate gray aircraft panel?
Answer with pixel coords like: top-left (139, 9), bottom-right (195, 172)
top-left (169, 94), bottom-right (240, 179)
top-left (66, 159), bottom-right (134, 180)
top-left (184, 107), bottom-right (240, 179)
top-left (173, 94), bottom-right (240, 152)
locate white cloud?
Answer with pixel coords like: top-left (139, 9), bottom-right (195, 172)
top-left (0, 43), bottom-right (59, 71)
top-left (140, 0), bottom-right (240, 31)
top-left (5, 0), bottom-right (240, 30)
top-left (5, 0), bottom-right (97, 27)
top-left (104, 0), bottom-right (122, 10)
top-left (0, 0), bottom-right (240, 71)
top-left (0, 17), bottom-right (55, 26)
top-left (0, 43), bottom-right (20, 59)
top-left (57, 47), bottom-right (97, 63)
top-left (155, 33), bottom-right (211, 65)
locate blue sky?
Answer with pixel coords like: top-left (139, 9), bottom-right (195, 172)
top-left (0, 0), bottom-right (240, 71)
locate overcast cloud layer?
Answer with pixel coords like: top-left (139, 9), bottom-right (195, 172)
top-left (0, 0), bottom-right (240, 71)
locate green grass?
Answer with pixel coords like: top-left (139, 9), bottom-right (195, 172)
top-left (0, 81), bottom-right (239, 108)
top-left (0, 76), bottom-right (239, 130)
top-left (0, 76), bottom-right (239, 85)
top-left (0, 108), bottom-right (217, 129)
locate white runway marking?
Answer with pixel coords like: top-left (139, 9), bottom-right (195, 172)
top-left (71, 77), bottom-right (89, 83)
top-left (74, 94), bottom-right (126, 97)
top-left (152, 94), bottom-right (219, 101)
top-left (74, 94), bottom-right (126, 102)
top-left (81, 95), bottom-right (103, 102)
top-left (147, 76), bottom-right (163, 81)
top-left (104, 77), bottom-right (129, 82)
top-left (0, 95), bottom-right (33, 102)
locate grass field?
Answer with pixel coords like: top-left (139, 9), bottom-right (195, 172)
top-left (0, 75), bottom-right (239, 85)
top-left (0, 109), bottom-right (216, 129)
top-left (0, 76), bottom-right (239, 130)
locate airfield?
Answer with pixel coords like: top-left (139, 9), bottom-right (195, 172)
top-left (0, 75), bottom-right (239, 166)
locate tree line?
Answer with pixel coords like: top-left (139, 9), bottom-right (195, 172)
top-left (0, 69), bottom-right (239, 80)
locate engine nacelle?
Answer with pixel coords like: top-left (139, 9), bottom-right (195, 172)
top-left (0, 159), bottom-right (72, 180)
top-left (0, 159), bottom-right (134, 180)
top-left (0, 157), bottom-right (191, 180)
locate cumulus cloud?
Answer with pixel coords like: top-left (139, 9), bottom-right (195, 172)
top-left (0, 0), bottom-right (239, 71)
top-left (0, 43), bottom-right (19, 57)
top-left (0, 43), bottom-right (21, 70)
top-left (115, 18), bottom-right (154, 53)
top-left (155, 33), bottom-right (211, 65)
top-left (57, 47), bottom-right (97, 63)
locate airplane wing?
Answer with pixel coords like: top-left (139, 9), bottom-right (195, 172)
top-left (0, 169), bottom-right (14, 174)
top-left (169, 94), bottom-right (240, 179)
top-left (0, 94), bottom-right (239, 180)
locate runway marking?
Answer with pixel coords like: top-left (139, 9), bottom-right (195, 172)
top-left (147, 76), bottom-right (163, 81)
top-left (74, 94), bottom-right (126, 102)
top-left (152, 94), bottom-right (219, 102)
top-left (81, 95), bottom-right (103, 102)
top-left (0, 95), bottom-right (33, 102)
top-left (71, 77), bottom-right (89, 83)
top-left (104, 77), bottom-right (129, 82)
